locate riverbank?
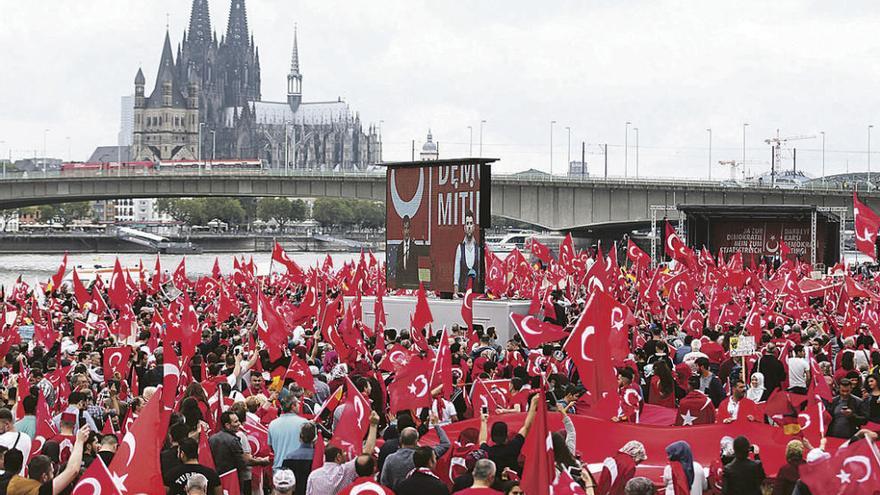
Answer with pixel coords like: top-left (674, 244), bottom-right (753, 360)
top-left (0, 233), bottom-right (384, 254)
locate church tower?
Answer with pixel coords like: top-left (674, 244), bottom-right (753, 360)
top-left (287, 25), bottom-right (302, 113)
top-left (218, 0), bottom-right (261, 107)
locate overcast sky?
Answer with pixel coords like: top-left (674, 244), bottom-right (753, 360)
top-left (2, 0), bottom-right (880, 178)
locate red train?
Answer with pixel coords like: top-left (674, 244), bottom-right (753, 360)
top-left (60, 160), bottom-right (263, 174)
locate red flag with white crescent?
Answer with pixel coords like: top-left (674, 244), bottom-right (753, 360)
top-left (107, 386), bottom-right (168, 494)
top-left (510, 313), bottom-right (569, 349)
top-left (103, 346), bottom-right (131, 381)
top-left (71, 456), bottom-right (122, 495)
top-left (389, 356), bottom-right (434, 413)
top-left (854, 192), bottom-right (880, 259)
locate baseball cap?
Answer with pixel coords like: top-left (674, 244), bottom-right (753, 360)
top-left (273, 470), bottom-right (296, 492)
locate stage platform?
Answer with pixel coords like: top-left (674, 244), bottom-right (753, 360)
top-left (348, 296), bottom-right (531, 342)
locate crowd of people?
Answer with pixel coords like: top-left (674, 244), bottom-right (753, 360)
top-left (0, 235), bottom-right (878, 495)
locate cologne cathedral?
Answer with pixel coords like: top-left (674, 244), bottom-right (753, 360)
top-left (131, 0), bottom-right (382, 169)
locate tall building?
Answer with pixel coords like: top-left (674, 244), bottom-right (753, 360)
top-left (131, 30), bottom-right (201, 162)
top-left (133, 0), bottom-right (381, 169)
top-left (119, 96), bottom-right (134, 147)
top-left (420, 130), bottom-right (439, 161)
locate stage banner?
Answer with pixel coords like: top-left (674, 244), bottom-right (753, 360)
top-left (386, 160), bottom-right (492, 293)
top-left (712, 221), bottom-right (826, 262)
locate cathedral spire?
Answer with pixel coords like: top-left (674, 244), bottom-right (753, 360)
top-left (225, 0), bottom-right (249, 48)
top-left (290, 24), bottom-right (300, 75)
top-left (151, 30), bottom-right (177, 94)
top-left (187, 0), bottom-right (212, 46)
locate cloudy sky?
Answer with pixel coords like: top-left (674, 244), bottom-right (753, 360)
top-left (2, 0), bottom-right (880, 178)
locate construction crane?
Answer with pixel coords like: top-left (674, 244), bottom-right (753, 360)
top-left (764, 129), bottom-right (815, 185)
top-left (718, 159), bottom-right (764, 181)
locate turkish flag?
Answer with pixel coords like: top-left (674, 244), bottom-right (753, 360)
top-left (71, 268), bottom-right (91, 309)
top-left (152, 254), bottom-right (162, 294)
top-left (563, 290), bottom-right (619, 414)
top-left (243, 412), bottom-right (271, 458)
top-left (411, 283), bottom-right (433, 332)
top-left (219, 469), bottom-right (241, 495)
top-left (50, 253), bottom-right (67, 293)
top-left (510, 313), bottom-right (569, 348)
top-left (550, 470), bottom-right (587, 495)
top-left (626, 238), bottom-right (650, 270)
top-left (163, 343), bottom-right (181, 410)
top-left (71, 456), bottom-right (122, 495)
top-left (199, 428), bottom-right (216, 469)
top-left (469, 379), bottom-right (510, 415)
top-left (180, 292), bottom-right (200, 359)
top-left (389, 356), bottom-right (434, 413)
top-left (854, 192), bottom-right (880, 259)
top-left (217, 283), bottom-right (239, 324)
top-left (521, 391), bottom-right (554, 495)
top-left (32, 391), bottom-right (58, 458)
top-left (378, 344), bottom-right (414, 373)
top-left (664, 221), bottom-right (693, 266)
top-left (461, 279), bottom-right (475, 331)
top-left (272, 241), bottom-right (305, 283)
top-left (332, 378), bottom-right (372, 458)
top-left (801, 437), bottom-right (880, 495)
top-left (429, 326), bottom-right (453, 399)
top-left (680, 310), bottom-right (704, 338)
top-left (108, 258), bottom-right (129, 309)
top-left (173, 257), bottom-right (190, 289)
top-left (559, 233), bottom-right (576, 270)
top-left (256, 292), bottom-right (288, 362)
top-left (283, 355), bottom-right (315, 392)
top-left (108, 386), bottom-right (168, 495)
top-left (526, 237), bottom-right (554, 265)
top-left (103, 346), bottom-right (131, 381)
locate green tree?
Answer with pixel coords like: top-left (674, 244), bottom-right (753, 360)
top-left (257, 197), bottom-right (307, 229)
top-left (36, 202), bottom-right (91, 226)
top-left (204, 197), bottom-right (245, 225)
top-left (355, 201), bottom-right (385, 231)
top-left (313, 198), bottom-right (354, 232)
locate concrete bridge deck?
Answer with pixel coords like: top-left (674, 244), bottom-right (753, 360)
top-left (0, 169), bottom-right (870, 230)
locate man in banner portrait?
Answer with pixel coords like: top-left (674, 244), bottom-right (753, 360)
top-left (453, 209), bottom-right (483, 295)
top-left (394, 215), bottom-right (429, 288)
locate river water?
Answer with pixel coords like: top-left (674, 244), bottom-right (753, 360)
top-left (0, 252), bottom-right (386, 289)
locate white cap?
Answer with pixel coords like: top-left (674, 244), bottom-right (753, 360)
top-left (273, 469), bottom-right (296, 491)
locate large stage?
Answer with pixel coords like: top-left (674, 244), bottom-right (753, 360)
top-left (675, 204), bottom-right (845, 267)
top-left (347, 296), bottom-right (530, 342)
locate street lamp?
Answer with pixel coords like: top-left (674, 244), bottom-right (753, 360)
top-left (624, 121), bottom-right (631, 178)
top-left (706, 128), bottom-right (712, 180)
top-left (550, 121), bottom-right (556, 175)
top-left (42, 129), bottom-right (49, 173)
top-left (870, 125), bottom-right (874, 185)
top-left (742, 123), bottom-right (749, 181)
top-left (479, 120), bottom-right (486, 157)
top-left (467, 126), bottom-right (473, 156)
top-left (198, 123), bottom-right (206, 173)
top-left (565, 126), bottom-right (571, 172)
top-left (633, 127), bottom-right (639, 178)
top-left (820, 131), bottom-right (825, 184)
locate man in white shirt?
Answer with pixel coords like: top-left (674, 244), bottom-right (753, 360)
top-left (0, 408), bottom-right (32, 475)
top-left (453, 210), bottom-right (482, 295)
top-left (786, 344), bottom-right (810, 395)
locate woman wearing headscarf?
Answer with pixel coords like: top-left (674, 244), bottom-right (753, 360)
top-left (746, 372), bottom-right (766, 403)
top-left (707, 437), bottom-right (735, 494)
top-left (663, 441), bottom-right (707, 495)
top-left (596, 440), bottom-right (647, 495)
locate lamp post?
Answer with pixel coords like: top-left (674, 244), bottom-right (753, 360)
top-left (479, 120), bottom-right (486, 157)
top-left (550, 121), bottom-right (556, 175)
top-left (565, 126), bottom-right (571, 172)
top-left (706, 128), bottom-right (712, 180)
top-left (468, 126), bottom-right (473, 156)
top-left (820, 131), bottom-right (825, 185)
top-left (624, 121), bottom-right (631, 177)
top-left (42, 129), bottom-right (49, 174)
top-left (198, 123), bottom-right (206, 173)
top-left (210, 130), bottom-right (216, 161)
top-left (870, 125), bottom-right (874, 185)
top-left (634, 127), bottom-right (639, 178)
top-left (742, 123), bottom-right (749, 182)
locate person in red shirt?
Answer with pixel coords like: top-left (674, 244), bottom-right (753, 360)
top-left (676, 376), bottom-right (716, 426)
top-left (595, 440), bottom-right (647, 495)
top-left (48, 411), bottom-right (78, 465)
top-left (457, 459), bottom-right (503, 494)
top-left (613, 368), bottom-right (642, 422)
top-left (716, 379), bottom-right (759, 423)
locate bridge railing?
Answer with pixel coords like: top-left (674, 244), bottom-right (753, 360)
top-left (0, 167), bottom-right (863, 193)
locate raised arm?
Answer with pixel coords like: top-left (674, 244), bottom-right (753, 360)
top-left (363, 411), bottom-right (380, 455)
top-left (517, 393), bottom-right (542, 438)
top-left (53, 426), bottom-right (90, 495)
